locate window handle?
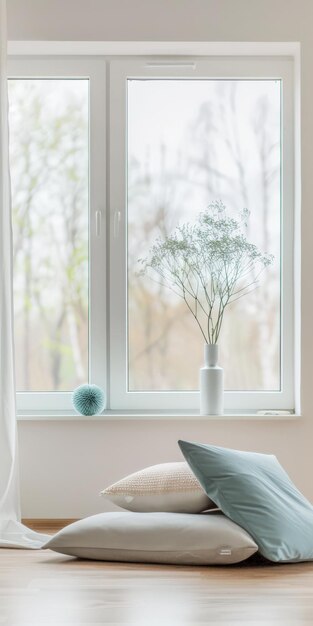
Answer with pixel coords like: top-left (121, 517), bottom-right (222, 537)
top-left (95, 210), bottom-right (102, 237)
top-left (113, 210), bottom-right (121, 239)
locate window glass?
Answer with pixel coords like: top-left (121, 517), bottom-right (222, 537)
top-left (8, 79), bottom-right (89, 391)
top-left (127, 79), bottom-right (281, 392)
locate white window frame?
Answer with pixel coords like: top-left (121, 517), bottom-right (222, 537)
top-left (7, 43), bottom-right (299, 416)
top-left (109, 56), bottom-right (295, 412)
top-left (8, 58), bottom-right (107, 412)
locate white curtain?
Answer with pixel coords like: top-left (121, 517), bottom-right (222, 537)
top-left (0, 0), bottom-right (50, 548)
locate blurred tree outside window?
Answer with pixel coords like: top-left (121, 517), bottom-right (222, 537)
top-left (127, 79), bottom-right (281, 392)
top-left (8, 79), bottom-right (89, 392)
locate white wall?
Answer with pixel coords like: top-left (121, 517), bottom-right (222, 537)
top-left (8, 0), bottom-right (313, 517)
top-left (7, 0), bottom-right (312, 42)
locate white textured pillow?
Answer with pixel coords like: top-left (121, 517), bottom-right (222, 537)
top-left (44, 512), bottom-right (258, 565)
top-left (101, 462), bottom-right (214, 513)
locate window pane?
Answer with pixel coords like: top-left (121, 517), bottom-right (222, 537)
top-left (128, 79), bottom-right (280, 391)
top-left (8, 79), bottom-right (89, 392)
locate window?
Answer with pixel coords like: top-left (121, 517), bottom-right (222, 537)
top-left (8, 53), bottom-right (296, 414)
top-left (8, 59), bottom-right (106, 411)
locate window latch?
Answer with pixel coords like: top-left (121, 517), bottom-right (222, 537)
top-left (113, 210), bottom-right (121, 239)
top-left (95, 210), bottom-right (102, 237)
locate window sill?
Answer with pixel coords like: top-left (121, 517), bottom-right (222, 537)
top-left (17, 409), bottom-right (299, 421)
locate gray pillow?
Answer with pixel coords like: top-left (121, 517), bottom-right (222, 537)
top-left (44, 511), bottom-right (257, 565)
top-left (179, 439), bottom-right (313, 563)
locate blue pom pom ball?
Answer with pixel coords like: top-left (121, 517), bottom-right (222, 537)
top-left (72, 384), bottom-right (105, 416)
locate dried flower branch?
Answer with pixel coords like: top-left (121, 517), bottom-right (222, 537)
top-left (139, 200), bottom-right (273, 344)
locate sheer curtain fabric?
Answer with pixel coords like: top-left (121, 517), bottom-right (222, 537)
top-left (0, 0), bottom-right (49, 548)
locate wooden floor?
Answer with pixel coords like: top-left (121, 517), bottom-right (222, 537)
top-left (2, 522), bottom-right (313, 625)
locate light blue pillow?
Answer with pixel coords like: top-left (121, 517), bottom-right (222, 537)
top-left (178, 440), bottom-right (313, 563)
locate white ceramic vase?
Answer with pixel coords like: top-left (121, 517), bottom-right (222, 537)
top-left (200, 344), bottom-right (224, 415)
